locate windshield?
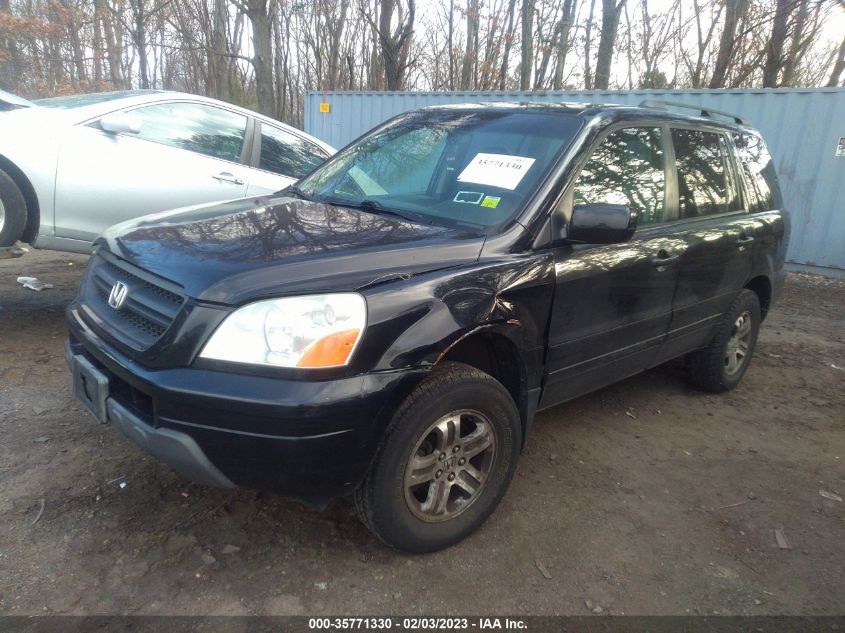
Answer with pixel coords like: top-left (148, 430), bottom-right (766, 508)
top-left (296, 109), bottom-right (582, 230)
top-left (34, 90), bottom-right (158, 109)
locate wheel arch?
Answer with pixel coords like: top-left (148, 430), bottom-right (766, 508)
top-left (0, 154), bottom-right (40, 244)
top-left (744, 275), bottom-right (772, 320)
top-left (435, 324), bottom-right (541, 446)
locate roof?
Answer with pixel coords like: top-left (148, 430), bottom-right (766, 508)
top-left (420, 100), bottom-right (753, 132)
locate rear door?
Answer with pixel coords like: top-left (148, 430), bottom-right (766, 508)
top-left (655, 126), bottom-right (763, 363)
top-left (245, 121), bottom-right (330, 195)
top-left (541, 125), bottom-right (685, 407)
top-left (55, 101), bottom-right (250, 241)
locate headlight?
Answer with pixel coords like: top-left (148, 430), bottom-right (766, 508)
top-left (199, 293), bottom-right (366, 368)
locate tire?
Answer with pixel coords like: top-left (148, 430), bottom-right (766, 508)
top-left (688, 289), bottom-right (761, 393)
top-left (354, 362), bottom-right (522, 553)
top-left (0, 168), bottom-right (27, 247)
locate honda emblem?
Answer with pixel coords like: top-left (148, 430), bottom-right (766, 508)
top-left (107, 281), bottom-right (129, 310)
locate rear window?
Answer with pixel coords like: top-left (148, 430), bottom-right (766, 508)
top-left (259, 124), bottom-right (327, 179)
top-left (732, 133), bottom-right (782, 212)
top-left (672, 129), bottom-right (740, 218)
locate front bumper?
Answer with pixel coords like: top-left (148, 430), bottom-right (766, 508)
top-left (66, 301), bottom-right (427, 505)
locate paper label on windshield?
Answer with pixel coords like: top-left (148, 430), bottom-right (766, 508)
top-left (457, 153), bottom-right (536, 190)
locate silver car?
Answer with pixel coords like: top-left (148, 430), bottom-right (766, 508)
top-left (0, 89), bottom-right (334, 250)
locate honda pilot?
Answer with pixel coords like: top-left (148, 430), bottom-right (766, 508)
top-left (66, 101), bottom-right (788, 553)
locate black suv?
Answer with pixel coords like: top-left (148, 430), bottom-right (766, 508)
top-left (66, 101), bottom-right (788, 553)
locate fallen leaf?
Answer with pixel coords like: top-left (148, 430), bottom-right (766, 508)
top-left (535, 558), bottom-right (552, 579)
top-left (774, 528), bottom-right (792, 550)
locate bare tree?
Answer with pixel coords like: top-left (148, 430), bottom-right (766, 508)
top-left (709, 0), bottom-right (747, 88)
top-left (828, 33), bottom-right (845, 86)
top-left (593, 0), bottom-right (626, 89)
top-left (519, 0), bottom-right (534, 89)
top-left (762, 0), bottom-right (790, 87)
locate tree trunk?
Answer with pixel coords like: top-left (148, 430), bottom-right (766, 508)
top-left (828, 34), bottom-right (845, 87)
top-left (460, 0), bottom-right (478, 89)
top-left (246, 0), bottom-right (275, 116)
top-left (497, 0), bottom-right (517, 89)
top-left (762, 0), bottom-right (790, 87)
top-left (584, 0), bottom-right (597, 89)
top-left (519, 0), bottom-right (534, 90)
top-left (97, 0), bottom-right (123, 88)
top-left (447, 0), bottom-right (455, 89)
top-left (327, 0), bottom-right (349, 90)
top-left (780, 0), bottom-right (809, 87)
top-left (552, 0), bottom-right (576, 90)
top-left (131, 0), bottom-right (149, 89)
top-left (211, 0), bottom-right (229, 100)
top-left (373, 0), bottom-right (415, 90)
top-left (0, 0), bottom-right (17, 90)
top-left (593, 0), bottom-right (625, 90)
top-left (709, 0), bottom-right (746, 88)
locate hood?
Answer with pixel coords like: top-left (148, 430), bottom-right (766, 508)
top-left (98, 196), bottom-right (486, 303)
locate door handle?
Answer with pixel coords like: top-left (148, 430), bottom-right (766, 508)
top-left (736, 235), bottom-right (755, 249)
top-left (652, 250), bottom-right (679, 268)
top-left (212, 172), bottom-right (245, 185)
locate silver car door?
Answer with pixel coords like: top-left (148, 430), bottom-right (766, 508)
top-left (245, 121), bottom-right (330, 196)
top-left (54, 101), bottom-right (250, 241)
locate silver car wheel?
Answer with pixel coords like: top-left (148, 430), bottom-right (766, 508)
top-left (725, 310), bottom-right (753, 376)
top-left (403, 409), bottom-right (496, 523)
top-left (0, 197), bottom-right (5, 234)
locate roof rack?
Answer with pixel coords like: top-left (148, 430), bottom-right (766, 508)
top-left (639, 99), bottom-right (750, 126)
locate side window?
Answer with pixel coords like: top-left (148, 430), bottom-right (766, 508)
top-left (127, 102), bottom-right (247, 162)
top-left (259, 124), bottom-right (328, 179)
top-left (732, 132), bottom-right (781, 211)
top-left (672, 129), bottom-right (739, 218)
top-left (573, 127), bottom-right (666, 225)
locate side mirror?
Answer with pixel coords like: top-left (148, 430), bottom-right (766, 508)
top-left (568, 203), bottom-right (637, 244)
top-left (100, 112), bottom-right (142, 135)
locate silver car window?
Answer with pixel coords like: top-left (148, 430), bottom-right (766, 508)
top-left (126, 102), bottom-right (247, 163)
top-left (259, 124), bottom-right (328, 179)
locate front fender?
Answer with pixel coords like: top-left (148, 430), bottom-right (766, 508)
top-left (357, 253), bottom-right (556, 382)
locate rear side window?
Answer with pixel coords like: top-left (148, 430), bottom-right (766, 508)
top-left (574, 127), bottom-right (666, 225)
top-left (259, 125), bottom-right (327, 179)
top-left (733, 133), bottom-right (782, 211)
top-left (672, 129), bottom-right (739, 218)
top-left (128, 102), bottom-right (247, 162)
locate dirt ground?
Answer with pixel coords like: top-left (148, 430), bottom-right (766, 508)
top-left (0, 249), bottom-right (843, 616)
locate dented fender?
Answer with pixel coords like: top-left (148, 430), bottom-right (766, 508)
top-left (356, 252), bottom-right (557, 392)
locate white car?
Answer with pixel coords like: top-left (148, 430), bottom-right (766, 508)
top-left (0, 89), bottom-right (334, 250)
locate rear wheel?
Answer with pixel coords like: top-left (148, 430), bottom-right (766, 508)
top-left (354, 362), bottom-right (521, 553)
top-left (0, 168), bottom-right (27, 247)
top-left (688, 289), bottom-right (761, 392)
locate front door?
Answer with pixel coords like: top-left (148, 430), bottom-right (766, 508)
top-left (54, 101), bottom-right (250, 242)
top-left (541, 126), bottom-right (684, 407)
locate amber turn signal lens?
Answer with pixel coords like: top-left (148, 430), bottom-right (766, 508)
top-left (296, 329), bottom-right (361, 368)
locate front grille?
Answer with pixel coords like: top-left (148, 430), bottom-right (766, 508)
top-left (80, 253), bottom-right (185, 350)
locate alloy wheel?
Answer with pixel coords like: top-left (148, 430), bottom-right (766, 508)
top-left (725, 310), bottom-right (753, 375)
top-left (403, 409), bottom-right (497, 523)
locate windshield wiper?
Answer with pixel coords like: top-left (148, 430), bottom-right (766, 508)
top-left (284, 185), bottom-right (312, 201)
top-left (324, 197), bottom-right (431, 225)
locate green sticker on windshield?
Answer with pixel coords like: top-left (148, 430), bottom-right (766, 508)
top-left (481, 196), bottom-right (501, 209)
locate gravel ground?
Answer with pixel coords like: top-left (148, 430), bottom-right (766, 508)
top-left (0, 249), bottom-right (843, 616)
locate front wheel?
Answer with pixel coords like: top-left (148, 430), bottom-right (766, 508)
top-left (354, 362), bottom-right (522, 553)
top-left (0, 168), bottom-right (27, 247)
top-left (688, 289), bottom-right (761, 393)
